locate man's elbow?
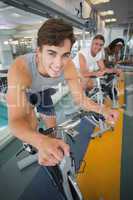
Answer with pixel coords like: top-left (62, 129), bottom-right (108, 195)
top-left (8, 119), bottom-right (18, 136)
top-left (8, 116), bottom-right (25, 137)
top-left (72, 93), bottom-right (84, 107)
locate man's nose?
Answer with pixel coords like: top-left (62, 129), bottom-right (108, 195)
top-left (54, 56), bottom-right (62, 68)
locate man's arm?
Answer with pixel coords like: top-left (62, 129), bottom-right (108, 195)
top-left (7, 58), bottom-right (38, 145)
top-left (79, 54), bottom-right (106, 77)
top-left (64, 60), bottom-right (118, 124)
top-left (79, 53), bottom-right (99, 77)
top-left (7, 58), bottom-right (69, 166)
top-left (97, 59), bottom-right (106, 71)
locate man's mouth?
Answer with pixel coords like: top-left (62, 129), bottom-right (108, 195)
top-left (50, 67), bottom-right (61, 75)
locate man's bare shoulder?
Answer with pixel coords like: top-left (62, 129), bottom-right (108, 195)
top-left (8, 56), bottom-right (32, 88)
top-left (79, 52), bottom-right (86, 66)
top-left (64, 59), bottom-right (79, 80)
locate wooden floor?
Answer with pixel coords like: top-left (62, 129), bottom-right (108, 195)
top-left (77, 80), bottom-right (125, 200)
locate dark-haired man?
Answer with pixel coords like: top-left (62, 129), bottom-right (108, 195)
top-left (7, 19), bottom-right (118, 167)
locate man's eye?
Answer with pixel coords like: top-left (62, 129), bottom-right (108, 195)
top-left (63, 54), bottom-right (70, 58)
top-left (49, 52), bottom-right (55, 56)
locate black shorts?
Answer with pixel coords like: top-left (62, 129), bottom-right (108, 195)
top-left (27, 88), bottom-right (56, 116)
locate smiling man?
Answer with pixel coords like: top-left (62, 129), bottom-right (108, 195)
top-left (7, 18), bottom-right (118, 167)
top-left (73, 34), bottom-right (107, 90)
top-left (73, 34), bottom-right (122, 99)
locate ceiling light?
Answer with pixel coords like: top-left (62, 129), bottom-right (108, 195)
top-left (9, 39), bottom-right (13, 42)
top-left (0, 25), bottom-right (13, 29)
top-left (4, 41), bottom-right (9, 45)
top-left (104, 18), bottom-right (117, 23)
top-left (11, 41), bottom-right (19, 45)
top-left (90, 0), bottom-right (110, 5)
top-left (0, 23), bottom-right (16, 29)
top-left (24, 36), bottom-right (32, 39)
top-left (100, 10), bottom-right (114, 16)
top-left (12, 13), bottom-right (22, 17)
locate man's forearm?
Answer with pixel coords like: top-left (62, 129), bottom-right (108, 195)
top-left (106, 68), bottom-right (117, 74)
top-left (79, 95), bottom-right (109, 117)
top-left (9, 118), bottom-right (42, 148)
top-left (83, 71), bottom-right (98, 78)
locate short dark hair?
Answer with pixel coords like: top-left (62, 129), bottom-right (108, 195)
top-left (93, 34), bottom-right (105, 44)
top-left (37, 18), bottom-right (76, 49)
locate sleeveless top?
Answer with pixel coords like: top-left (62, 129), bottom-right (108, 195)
top-left (73, 45), bottom-right (104, 72)
top-left (22, 53), bottom-right (65, 94)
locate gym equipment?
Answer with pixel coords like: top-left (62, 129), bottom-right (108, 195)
top-left (102, 73), bottom-right (119, 109)
top-left (65, 109), bottom-right (113, 138)
top-left (117, 63), bottom-right (133, 72)
top-left (16, 109), bottom-right (108, 200)
top-left (86, 73), bottom-right (119, 108)
top-left (85, 73), bottom-right (117, 137)
top-left (16, 111), bottom-right (90, 200)
top-left (16, 106), bottom-right (113, 200)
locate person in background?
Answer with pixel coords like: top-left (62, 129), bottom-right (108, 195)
top-left (73, 34), bottom-right (105, 90)
top-left (104, 38), bottom-right (125, 66)
top-left (73, 34), bottom-right (122, 90)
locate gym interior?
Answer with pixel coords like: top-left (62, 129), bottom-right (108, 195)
top-left (0, 0), bottom-right (133, 200)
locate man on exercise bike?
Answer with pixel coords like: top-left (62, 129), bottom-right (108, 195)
top-left (73, 34), bottom-right (121, 105)
top-left (7, 19), bottom-right (118, 167)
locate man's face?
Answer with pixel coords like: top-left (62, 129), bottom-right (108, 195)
top-left (38, 39), bottom-right (71, 77)
top-left (91, 39), bottom-right (104, 55)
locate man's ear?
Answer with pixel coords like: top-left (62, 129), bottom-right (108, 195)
top-left (35, 47), bottom-right (42, 65)
top-left (36, 47), bottom-right (41, 54)
top-left (36, 47), bottom-right (42, 60)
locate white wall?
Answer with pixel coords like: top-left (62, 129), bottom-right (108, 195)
top-left (97, 15), bottom-right (105, 34)
top-left (104, 26), bottom-right (124, 46)
top-left (0, 36), bottom-right (13, 68)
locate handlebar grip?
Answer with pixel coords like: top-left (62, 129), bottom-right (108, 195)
top-left (89, 111), bottom-right (105, 121)
top-left (38, 127), bottom-right (56, 135)
top-left (89, 75), bottom-right (97, 78)
top-left (104, 72), bottom-right (116, 76)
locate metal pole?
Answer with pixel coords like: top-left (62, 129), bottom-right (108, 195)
top-left (82, 27), bottom-right (86, 48)
top-left (123, 23), bottom-right (130, 61)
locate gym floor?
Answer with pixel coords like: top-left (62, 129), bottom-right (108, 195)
top-left (77, 71), bottom-right (133, 200)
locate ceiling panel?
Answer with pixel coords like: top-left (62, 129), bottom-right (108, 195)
top-left (87, 0), bottom-right (133, 26)
top-left (0, 1), bottom-right (46, 32)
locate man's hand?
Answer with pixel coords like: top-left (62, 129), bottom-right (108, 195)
top-left (103, 107), bottom-right (119, 125)
top-left (116, 68), bottom-right (122, 76)
top-left (37, 135), bottom-right (70, 166)
top-left (95, 70), bottom-right (106, 77)
top-left (105, 68), bottom-right (122, 76)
